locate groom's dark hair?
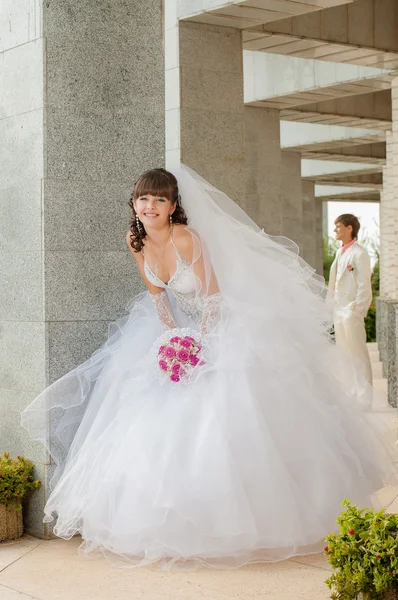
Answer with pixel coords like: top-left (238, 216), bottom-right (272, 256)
top-left (334, 214), bottom-right (360, 240)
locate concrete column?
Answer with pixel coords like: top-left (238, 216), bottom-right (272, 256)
top-left (378, 80), bottom-right (398, 381)
top-left (387, 301), bottom-right (398, 408)
top-left (178, 22), bottom-right (245, 204)
top-left (315, 200), bottom-right (324, 277)
top-left (301, 183), bottom-right (324, 275)
top-left (281, 152), bottom-right (303, 249)
top-left (322, 201), bottom-right (329, 238)
top-left (380, 132), bottom-right (394, 299)
top-left (0, 0), bottom-right (164, 537)
top-left (377, 128), bottom-right (393, 367)
top-left (0, 1), bottom-right (46, 533)
top-left (378, 298), bottom-right (391, 379)
top-left (382, 78), bottom-right (398, 400)
top-left (302, 181), bottom-right (316, 268)
top-left (244, 107), bottom-right (282, 234)
top-left (392, 78), bottom-right (398, 297)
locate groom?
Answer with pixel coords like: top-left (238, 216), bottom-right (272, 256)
top-left (328, 214), bottom-right (373, 407)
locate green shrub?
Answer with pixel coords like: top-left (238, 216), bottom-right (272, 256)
top-left (324, 500), bottom-right (398, 599)
top-left (365, 304), bottom-right (376, 343)
top-left (0, 453), bottom-right (41, 510)
top-left (323, 236), bottom-right (339, 283)
top-left (366, 256), bottom-right (379, 343)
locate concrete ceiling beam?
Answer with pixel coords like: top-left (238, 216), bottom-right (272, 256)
top-left (244, 51), bottom-right (393, 109)
top-left (243, 0), bottom-right (398, 68)
top-left (280, 89), bottom-right (391, 128)
top-left (315, 184), bottom-right (380, 201)
top-left (178, 0), bottom-right (357, 30)
top-left (301, 158), bottom-right (382, 177)
top-left (302, 142), bottom-right (386, 163)
top-left (281, 121), bottom-right (385, 152)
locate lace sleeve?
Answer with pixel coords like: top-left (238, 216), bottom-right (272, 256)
top-left (150, 291), bottom-right (176, 329)
top-left (200, 293), bottom-right (222, 336)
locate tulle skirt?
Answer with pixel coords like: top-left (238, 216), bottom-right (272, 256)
top-left (21, 292), bottom-right (395, 569)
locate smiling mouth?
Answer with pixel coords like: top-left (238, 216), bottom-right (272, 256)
top-left (144, 213), bottom-right (158, 217)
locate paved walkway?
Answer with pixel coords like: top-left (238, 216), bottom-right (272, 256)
top-left (1, 344), bottom-right (397, 600)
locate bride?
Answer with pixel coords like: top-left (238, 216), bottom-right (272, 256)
top-left (21, 165), bottom-right (395, 569)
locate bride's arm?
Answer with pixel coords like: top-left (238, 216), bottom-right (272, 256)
top-left (126, 232), bottom-right (176, 329)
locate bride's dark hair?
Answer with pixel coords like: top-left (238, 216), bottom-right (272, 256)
top-left (128, 168), bottom-right (188, 252)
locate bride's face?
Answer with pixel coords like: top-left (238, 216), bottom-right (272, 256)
top-left (134, 194), bottom-right (175, 230)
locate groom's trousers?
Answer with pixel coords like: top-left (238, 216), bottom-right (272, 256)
top-left (334, 312), bottom-right (373, 408)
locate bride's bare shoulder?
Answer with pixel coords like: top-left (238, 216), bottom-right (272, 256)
top-left (172, 225), bottom-right (197, 261)
top-left (172, 224), bottom-right (192, 245)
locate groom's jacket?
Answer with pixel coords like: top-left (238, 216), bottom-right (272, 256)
top-left (328, 241), bottom-right (372, 319)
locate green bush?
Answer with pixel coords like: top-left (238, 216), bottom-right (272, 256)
top-left (0, 453), bottom-right (41, 510)
top-left (324, 500), bottom-right (398, 599)
top-left (365, 304), bottom-right (376, 343)
top-left (323, 236), bottom-right (339, 284)
top-left (366, 256), bottom-right (379, 343)
top-left (372, 259), bottom-right (380, 297)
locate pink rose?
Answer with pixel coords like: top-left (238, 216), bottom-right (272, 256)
top-left (180, 338), bottom-right (192, 348)
top-left (158, 345), bottom-right (165, 355)
top-left (170, 336), bottom-right (181, 344)
top-left (189, 354), bottom-right (199, 366)
top-left (170, 373), bottom-right (180, 383)
top-left (158, 359), bottom-right (168, 371)
top-left (171, 363), bottom-right (181, 375)
top-left (347, 264), bottom-right (354, 271)
top-left (177, 349), bottom-right (189, 363)
top-left (185, 336), bottom-right (195, 342)
top-left (165, 346), bottom-right (176, 359)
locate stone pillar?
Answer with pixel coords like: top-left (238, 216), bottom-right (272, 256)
top-left (281, 152), bottom-right (303, 249)
top-left (380, 131), bottom-right (394, 300)
top-left (378, 298), bottom-right (391, 378)
top-left (387, 301), bottom-right (398, 408)
top-left (378, 129), bottom-right (393, 367)
top-left (302, 181), bottom-right (316, 268)
top-left (378, 81), bottom-right (398, 381)
top-left (392, 78), bottom-right (398, 298)
top-left (0, 0), bottom-right (46, 533)
top-left (178, 22), bottom-right (245, 204)
top-left (376, 297), bottom-right (386, 367)
top-left (244, 107), bottom-right (282, 234)
top-left (0, 0), bottom-right (164, 537)
top-left (322, 201), bottom-right (328, 237)
top-left (301, 185), bottom-right (324, 275)
top-left (382, 77), bottom-right (398, 403)
top-left (315, 200), bottom-right (324, 277)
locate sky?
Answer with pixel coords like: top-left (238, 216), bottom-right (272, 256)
top-left (327, 201), bottom-right (380, 263)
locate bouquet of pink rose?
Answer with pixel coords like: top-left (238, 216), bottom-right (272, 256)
top-left (157, 332), bottom-right (204, 383)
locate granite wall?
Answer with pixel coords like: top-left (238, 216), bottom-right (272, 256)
top-left (0, 0), bottom-right (164, 537)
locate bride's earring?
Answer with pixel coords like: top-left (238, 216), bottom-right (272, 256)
top-left (136, 214), bottom-right (141, 232)
top-left (169, 214), bottom-right (173, 226)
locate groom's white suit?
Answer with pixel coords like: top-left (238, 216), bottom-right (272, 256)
top-left (328, 241), bottom-right (373, 401)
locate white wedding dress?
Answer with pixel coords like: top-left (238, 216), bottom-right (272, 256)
top-left (21, 165), bottom-right (395, 570)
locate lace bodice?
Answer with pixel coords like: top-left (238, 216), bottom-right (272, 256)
top-left (144, 243), bottom-right (206, 323)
